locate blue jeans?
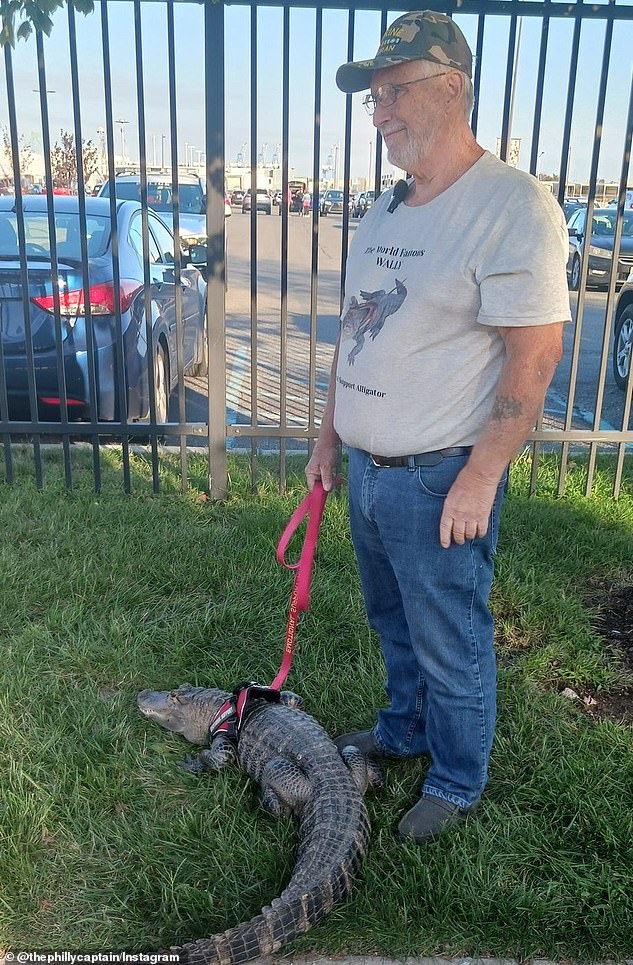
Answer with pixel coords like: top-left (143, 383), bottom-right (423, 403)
top-left (347, 447), bottom-right (506, 810)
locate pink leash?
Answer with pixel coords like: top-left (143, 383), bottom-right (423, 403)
top-left (271, 481), bottom-right (329, 690)
top-left (206, 482), bottom-right (329, 747)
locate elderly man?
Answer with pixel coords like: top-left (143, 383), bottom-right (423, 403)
top-left (306, 10), bottom-right (571, 844)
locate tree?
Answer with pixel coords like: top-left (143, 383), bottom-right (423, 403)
top-left (0, 1), bottom-right (94, 47)
top-left (0, 125), bottom-right (33, 184)
top-left (50, 129), bottom-right (99, 189)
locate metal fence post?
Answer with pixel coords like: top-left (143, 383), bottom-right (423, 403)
top-left (205, 0), bottom-right (228, 499)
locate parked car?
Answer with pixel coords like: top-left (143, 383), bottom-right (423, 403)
top-left (0, 195), bottom-right (207, 423)
top-left (98, 173), bottom-right (229, 277)
top-left (352, 190), bottom-right (375, 218)
top-left (320, 189), bottom-right (345, 216)
top-left (612, 274), bottom-right (633, 390)
top-left (608, 190), bottom-right (633, 209)
top-left (242, 188), bottom-right (272, 215)
top-left (563, 199), bottom-right (586, 223)
top-left (231, 189), bottom-right (244, 206)
top-left (351, 192), bottom-right (365, 218)
top-left (567, 206), bottom-right (633, 290)
top-left (359, 190), bottom-right (375, 217)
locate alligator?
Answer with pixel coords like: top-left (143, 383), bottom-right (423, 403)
top-left (137, 683), bottom-right (382, 965)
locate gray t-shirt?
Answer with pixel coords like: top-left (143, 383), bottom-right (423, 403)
top-left (333, 151), bottom-right (571, 456)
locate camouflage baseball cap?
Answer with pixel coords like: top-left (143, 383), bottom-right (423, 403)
top-left (336, 10), bottom-right (472, 93)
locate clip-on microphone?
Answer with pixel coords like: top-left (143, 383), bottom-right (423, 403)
top-left (387, 179), bottom-right (410, 214)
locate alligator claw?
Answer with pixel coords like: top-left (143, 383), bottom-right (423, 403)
top-left (341, 744), bottom-right (384, 795)
top-left (178, 753), bottom-right (204, 774)
top-left (279, 690), bottom-right (305, 710)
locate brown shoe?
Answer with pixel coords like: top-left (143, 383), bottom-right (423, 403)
top-left (398, 794), bottom-right (474, 844)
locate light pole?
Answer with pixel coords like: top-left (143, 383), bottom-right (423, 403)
top-left (507, 17), bottom-right (523, 144)
top-left (368, 140), bottom-right (373, 191)
top-left (116, 118), bottom-right (129, 166)
top-left (161, 134), bottom-right (166, 170)
top-left (96, 126), bottom-right (106, 175)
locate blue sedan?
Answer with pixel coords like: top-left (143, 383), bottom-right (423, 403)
top-left (0, 195), bottom-right (207, 424)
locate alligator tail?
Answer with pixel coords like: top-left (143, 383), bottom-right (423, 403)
top-left (172, 795), bottom-right (370, 965)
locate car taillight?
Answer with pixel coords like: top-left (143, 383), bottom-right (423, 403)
top-left (31, 280), bottom-right (142, 317)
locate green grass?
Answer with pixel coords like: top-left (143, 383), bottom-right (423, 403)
top-left (1, 447), bottom-right (632, 960)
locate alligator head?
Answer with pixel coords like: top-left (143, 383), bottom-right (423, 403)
top-left (137, 683), bottom-right (229, 745)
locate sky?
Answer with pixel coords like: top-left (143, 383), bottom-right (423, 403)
top-left (1, 0), bottom-right (632, 187)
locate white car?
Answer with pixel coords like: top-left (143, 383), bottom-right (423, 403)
top-left (242, 189), bottom-right (272, 215)
top-left (98, 173), bottom-right (229, 274)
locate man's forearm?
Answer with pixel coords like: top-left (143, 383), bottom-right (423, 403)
top-left (305, 338), bottom-right (342, 490)
top-left (466, 332), bottom-right (563, 483)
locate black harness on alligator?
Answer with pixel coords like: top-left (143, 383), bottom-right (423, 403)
top-left (208, 682), bottom-right (281, 746)
top-left (205, 483), bottom-right (328, 752)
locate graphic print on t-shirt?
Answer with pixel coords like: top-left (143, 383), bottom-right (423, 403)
top-left (341, 278), bottom-right (407, 365)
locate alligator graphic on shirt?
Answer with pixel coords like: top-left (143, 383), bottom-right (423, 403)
top-left (341, 278), bottom-right (407, 365)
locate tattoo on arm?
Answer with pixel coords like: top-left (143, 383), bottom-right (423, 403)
top-left (491, 395), bottom-right (523, 422)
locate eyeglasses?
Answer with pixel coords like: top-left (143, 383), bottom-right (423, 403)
top-left (362, 73), bottom-right (450, 115)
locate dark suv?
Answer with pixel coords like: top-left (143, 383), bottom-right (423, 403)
top-left (320, 189), bottom-right (345, 216)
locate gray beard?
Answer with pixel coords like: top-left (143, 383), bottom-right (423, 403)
top-left (385, 123), bottom-right (442, 173)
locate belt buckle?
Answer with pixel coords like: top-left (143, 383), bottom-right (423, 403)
top-left (370, 453), bottom-right (390, 468)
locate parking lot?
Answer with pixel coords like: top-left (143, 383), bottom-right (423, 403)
top-left (182, 204), bottom-right (631, 443)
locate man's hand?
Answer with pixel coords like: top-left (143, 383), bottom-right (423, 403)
top-left (305, 439), bottom-right (345, 493)
top-left (437, 324), bottom-right (563, 547)
top-left (439, 465), bottom-right (501, 548)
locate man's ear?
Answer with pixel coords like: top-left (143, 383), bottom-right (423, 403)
top-left (445, 69), bottom-right (464, 107)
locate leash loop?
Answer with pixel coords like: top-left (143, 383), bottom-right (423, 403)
top-left (276, 481), bottom-right (328, 612)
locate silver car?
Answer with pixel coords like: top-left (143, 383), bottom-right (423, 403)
top-left (613, 274), bottom-right (633, 390)
top-left (567, 207), bottom-right (633, 290)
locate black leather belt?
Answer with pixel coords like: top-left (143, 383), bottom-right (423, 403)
top-left (370, 446), bottom-right (472, 468)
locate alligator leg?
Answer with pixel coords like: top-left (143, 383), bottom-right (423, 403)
top-left (260, 786), bottom-right (292, 817)
top-left (347, 332), bottom-right (365, 365)
top-left (178, 735), bottom-right (236, 774)
top-left (340, 745), bottom-right (384, 793)
top-left (260, 757), bottom-right (313, 816)
top-left (279, 691), bottom-right (304, 710)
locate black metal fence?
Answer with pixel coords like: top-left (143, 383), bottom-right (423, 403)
top-left (1, 0), bottom-right (632, 498)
